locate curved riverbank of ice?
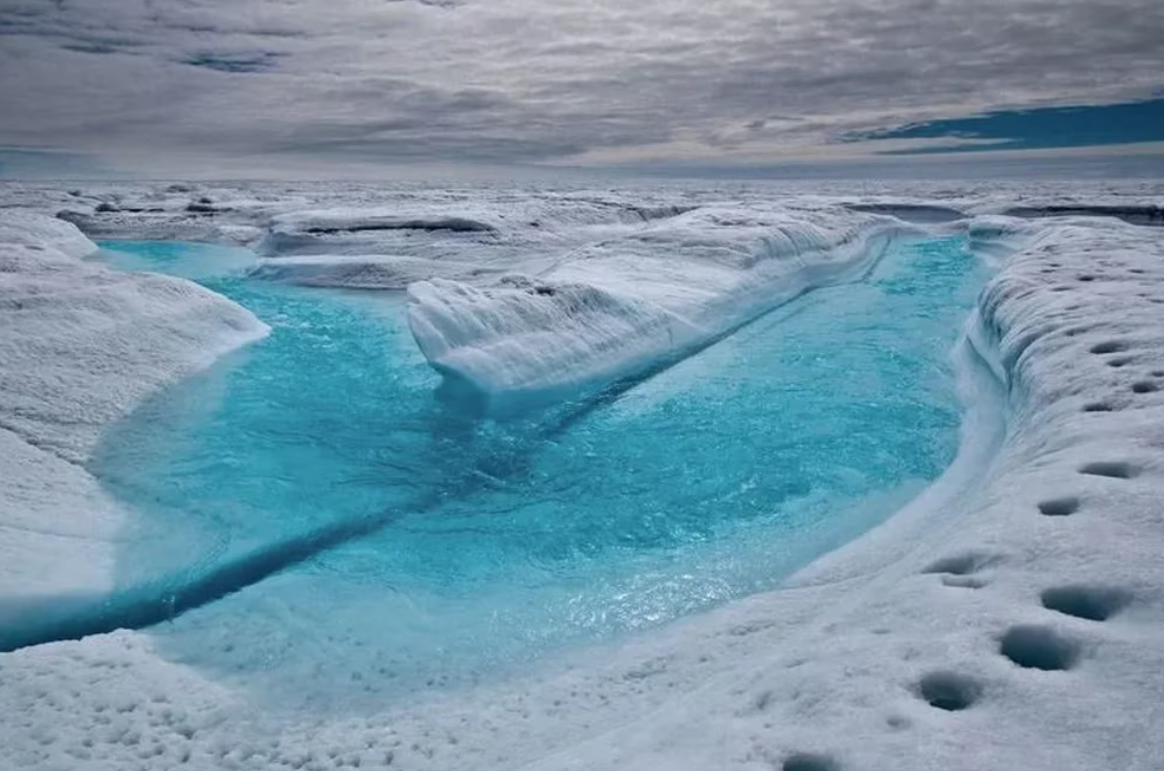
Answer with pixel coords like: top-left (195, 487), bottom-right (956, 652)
top-left (407, 206), bottom-right (902, 413)
top-left (1, 194), bottom-right (1163, 771)
top-left (511, 215), bottom-right (1164, 771)
top-left (0, 214), bottom-right (268, 608)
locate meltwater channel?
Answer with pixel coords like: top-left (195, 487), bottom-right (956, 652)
top-left (89, 235), bottom-right (991, 708)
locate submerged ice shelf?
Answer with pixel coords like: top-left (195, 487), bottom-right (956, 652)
top-left (48, 233), bottom-right (995, 705)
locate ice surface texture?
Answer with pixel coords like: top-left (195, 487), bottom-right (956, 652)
top-left (406, 205), bottom-right (900, 413)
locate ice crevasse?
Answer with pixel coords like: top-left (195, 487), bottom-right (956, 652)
top-left (407, 205), bottom-right (905, 412)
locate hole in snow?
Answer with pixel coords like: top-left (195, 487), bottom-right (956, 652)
top-left (1037, 497), bottom-right (1080, 517)
top-left (999, 625), bottom-right (1081, 671)
top-left (1078, 461), bottom-right (1138, 479)
top-left (1041, 585), bottom-right (1132, 621)
top-left (922, 551), bottom-right (1000, 576)
top-left (941, 575), bottom-right (986, 589)
top-left (1132, 381), bottom-right (1160, 394)
top-left (1077, 275), bottom-right (1097, 282)
top-left (917, 671), bottom-right (982, 711)
top-left (783, 753), bottom-right (841, 771)
top-left (1090, 341), bottom-right (1128, 355)
top-left (1082, 402), bottom-right (1113, 413)
top-left (1107, 357), bottom-right (1135, 368)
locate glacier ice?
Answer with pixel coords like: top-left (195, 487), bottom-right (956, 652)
top-left (1, 181), bottom-right (1164, 771)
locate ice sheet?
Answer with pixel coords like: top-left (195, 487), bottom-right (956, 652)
top-left (1, 184), bottom-right (1163, 771)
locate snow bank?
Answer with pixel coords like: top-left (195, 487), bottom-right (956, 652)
top-left (0, 209), bottom-right (101, 259)
top-left (408, 206), bottom-right (900, 412)
top-left (0, 213), bottom-right (268, 603)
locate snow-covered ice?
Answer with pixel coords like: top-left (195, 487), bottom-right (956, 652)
top-left (0, 213), bottom-right (267, 610)
top-left (1, 179), bottom-right (1163, 771)
top-left (407, 206), bottom-right (900, 411)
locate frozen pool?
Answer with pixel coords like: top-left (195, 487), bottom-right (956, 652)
top-left (84, 235), bottom-right (991, 709)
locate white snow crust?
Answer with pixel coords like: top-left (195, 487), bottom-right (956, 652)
top-left (1, 181), bottom-right (1163, 771)
top-left (0, 212), bottom-right (268, 604)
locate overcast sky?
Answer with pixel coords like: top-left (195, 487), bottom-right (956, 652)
top-left (0, 0), bottom-right (1161, 176)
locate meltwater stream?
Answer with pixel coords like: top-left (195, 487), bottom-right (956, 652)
top-left (90, 236), bottom-right (990, 709)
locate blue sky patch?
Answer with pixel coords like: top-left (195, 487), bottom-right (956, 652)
top-left (842, 97), bottom-right (1164, 154)
top-left (182, 51), bottom-right (284, 73)
top-left (0, 147), bottom-right (113, 178)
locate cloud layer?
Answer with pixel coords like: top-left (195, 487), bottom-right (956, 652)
top-left (0, 0), bottom-right (1161, 173)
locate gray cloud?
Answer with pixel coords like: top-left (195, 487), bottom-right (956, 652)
top-left (0, 0), bottom-right (1160, 173)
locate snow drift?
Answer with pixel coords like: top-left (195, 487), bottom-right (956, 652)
top-left (407, 205), bottom-right (901, 412)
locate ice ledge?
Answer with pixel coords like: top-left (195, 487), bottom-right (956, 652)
top-left (407, 205), bottom-right (902, 414)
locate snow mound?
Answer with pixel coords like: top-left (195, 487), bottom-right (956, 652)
top-left (0, 213), bottom-right (269, 603)
top-left (409, 277), bottom-right (699, 410)
top-left (0, 210), bottom-right (100, 259)
top-left (408, 205), bottom-right (900, 412)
